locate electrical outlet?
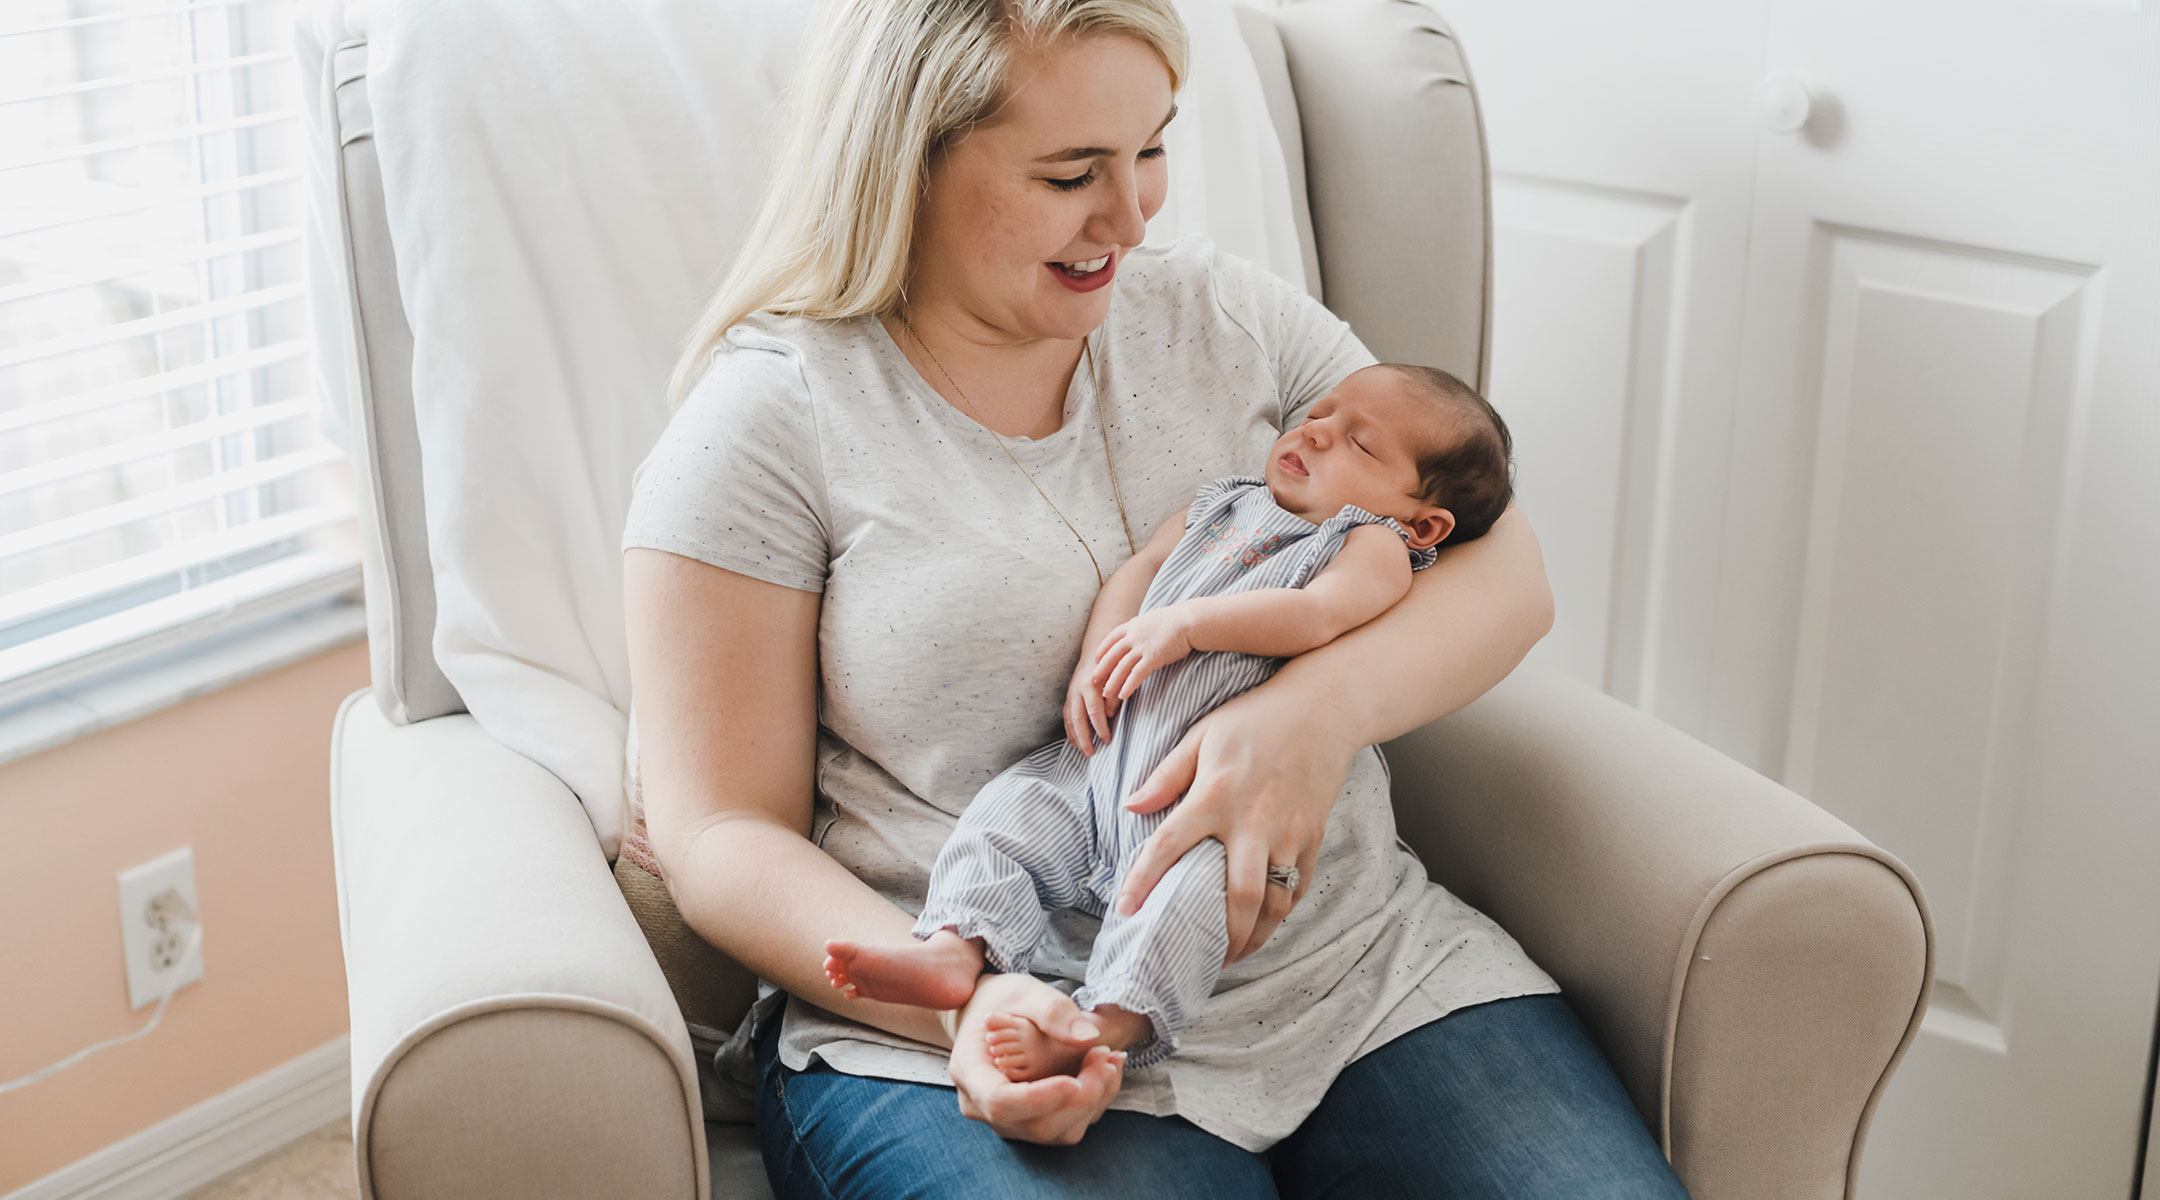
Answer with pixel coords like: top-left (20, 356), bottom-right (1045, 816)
top-left (117, 847), bottom-right (203, 1010)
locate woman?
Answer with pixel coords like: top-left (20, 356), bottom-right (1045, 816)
top-left (620, 0), bottom-right (1691, 1193)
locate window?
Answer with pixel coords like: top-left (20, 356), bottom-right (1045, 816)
top-left (0, 0), bottom-right (359, 716)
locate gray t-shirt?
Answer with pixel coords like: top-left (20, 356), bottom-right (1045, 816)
top-left (619, 233), bottom-right (1559, 1151)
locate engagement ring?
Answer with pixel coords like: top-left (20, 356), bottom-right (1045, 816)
top-left (1265, 863), bottom-right (1299, 893)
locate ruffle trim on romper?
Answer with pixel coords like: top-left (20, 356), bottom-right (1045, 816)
top-left (909, 908), bottom-right (1038, 977)
top-left (1322, 503), bottom-right (1441, 572)
top-left (1068, 981), bottom-right (1181, 1071)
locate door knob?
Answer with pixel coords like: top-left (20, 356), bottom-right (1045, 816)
top-left (1755, 73), bottom-right (1815, 134)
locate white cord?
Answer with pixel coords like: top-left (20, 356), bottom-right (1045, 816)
top-left (0, 908), bottom-right (204, 1097)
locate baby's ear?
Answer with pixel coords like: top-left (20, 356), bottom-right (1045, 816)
top-left (1406, 506), bottom-right (1455, 550)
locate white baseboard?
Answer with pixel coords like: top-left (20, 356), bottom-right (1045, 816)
top-left (6, 1036), bottom-right (351, 1200)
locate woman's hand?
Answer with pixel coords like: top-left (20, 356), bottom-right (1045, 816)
top-left (1114, 681), bottom-right (1358, 963)
top-left (1090, 607), bottom-right (1196, 704)
top-left (945, 973), bottom-right (1126, 1145)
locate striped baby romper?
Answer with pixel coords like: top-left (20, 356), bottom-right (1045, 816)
top-left (911, 473), bottom-right (1442, 1067)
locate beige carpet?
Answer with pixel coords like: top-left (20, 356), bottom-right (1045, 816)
top-left (179, 1121), bottom-right (357, 1200)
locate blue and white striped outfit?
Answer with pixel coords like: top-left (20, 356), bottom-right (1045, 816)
top-left (912, 473), bottom-right (1441, 1068)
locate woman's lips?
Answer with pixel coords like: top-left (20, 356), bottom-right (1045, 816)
top-left (1280, 450), bottom-right (1307, 477)
top-left (1047, 252), bottom-right (1117, 293)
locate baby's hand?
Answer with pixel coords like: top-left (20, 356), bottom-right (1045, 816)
top-left (1064, 655), bottom-right (1117, 755)
top-left (1091, 607), bottom-right (1196, 703)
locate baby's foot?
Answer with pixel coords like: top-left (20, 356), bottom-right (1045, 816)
top-left (823, 930), bottom-right (983, 1011)
top-left (984, 1011), bottom-right (1092, 1081)
top-left (985, 1005), bottom-right (1154, 1082)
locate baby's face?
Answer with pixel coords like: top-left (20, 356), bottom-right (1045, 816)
top-left (1265, 366), bottom-right (1451, 546)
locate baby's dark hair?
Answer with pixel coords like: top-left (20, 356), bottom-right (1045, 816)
top-left (1378, 363), bottom-right (1515, 545)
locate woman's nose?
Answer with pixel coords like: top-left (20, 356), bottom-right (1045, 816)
top-left (1092, 169), bottom-right (1148, 249)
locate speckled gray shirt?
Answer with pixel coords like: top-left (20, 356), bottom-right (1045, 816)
top-left (618, 234), bottom-right (1559, 1152)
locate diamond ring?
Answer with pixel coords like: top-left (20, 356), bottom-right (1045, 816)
top-left (1265, 863), bottom-right (1299, 893)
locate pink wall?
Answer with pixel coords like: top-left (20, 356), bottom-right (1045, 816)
top-left (0, 641), bottom-right (369, 1192)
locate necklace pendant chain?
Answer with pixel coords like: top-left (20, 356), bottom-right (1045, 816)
top-left (899, 310), bottom-right (1138, 587)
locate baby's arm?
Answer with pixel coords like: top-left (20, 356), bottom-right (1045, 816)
top-left (1082, 510), bottom-right (1187, 651)
top-left (1093, 525), bottom-right (1413, 700)
top-left (1191, 523), bottom-right (1414, 655)
top-left (1065, 510), bottom-right (1188, 749)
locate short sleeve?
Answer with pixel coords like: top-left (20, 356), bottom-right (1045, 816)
top-left (1332, 504), bottom-right (1441, 574)
top-left (1206, 242), bottom-right (1377, 432)
top-left (620, 341), bottom-right (831, 593)
top-left (1185, 474), bottom-right (1266, 530)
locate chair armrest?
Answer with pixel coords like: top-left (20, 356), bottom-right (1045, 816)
top-left (331, 689), bottom-right (708, 1200)
top-left (1379, 664), bottom-right (1934, 1200)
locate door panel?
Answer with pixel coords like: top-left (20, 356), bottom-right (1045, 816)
top-left (1441, 0), bottom-right (1771, 735)
top-left (1487, 178), bottom-right (1685, 702)
top-left (1710, 1), bottom-right (2160, 1195)
top-left (1436, 0), bottom-right (2160, 1193)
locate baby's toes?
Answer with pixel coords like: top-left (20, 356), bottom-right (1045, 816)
top-left (994, 1049), bottom-right (1036, 1081)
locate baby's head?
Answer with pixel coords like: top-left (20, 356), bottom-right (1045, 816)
top-left (1263, 363), bottom-right (1515, 552)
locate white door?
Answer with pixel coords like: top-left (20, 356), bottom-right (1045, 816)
top-left (1437, 0), bottom-right (2160, 1196)
top-left (1708, 2), bottom-right (2160, 1196)
top-left (1437, 0), bottom-right (1773, 733)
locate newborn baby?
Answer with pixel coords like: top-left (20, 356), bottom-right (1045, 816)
top-left (825, 361), bottom-right (1516, 1079)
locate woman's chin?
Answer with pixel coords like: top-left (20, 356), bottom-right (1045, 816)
top-left (1029, 293), bottom-right (1113, 340)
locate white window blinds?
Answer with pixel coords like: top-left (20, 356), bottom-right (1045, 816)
top-left (0, 0), bottom-right (359, 713)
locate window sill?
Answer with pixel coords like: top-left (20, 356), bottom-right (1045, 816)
top-left (0, 595), bottom-right (369, 770)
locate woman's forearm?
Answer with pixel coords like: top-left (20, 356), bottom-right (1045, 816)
top-left (659, 813), bottom-right (953, 1049)
top-left (1264, 501), bottom-right (1556, 751)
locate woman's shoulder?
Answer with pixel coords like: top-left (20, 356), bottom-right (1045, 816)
top-left (1116, 233), bottom-right (1314, 341)
top-left (681, 311), bottom-right (874, 415)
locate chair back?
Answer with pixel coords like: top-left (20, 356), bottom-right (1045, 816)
top-left (309, 0), bottom-right (1494, 727)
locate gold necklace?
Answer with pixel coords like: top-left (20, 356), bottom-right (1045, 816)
top-left (897, 309), bottom-right (1137, 586)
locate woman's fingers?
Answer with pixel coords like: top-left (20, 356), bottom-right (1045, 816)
top-left (1292, 840), bottom-right (1320, 907)
top-left (958, 1055), bottom-right (1114, 1144)
top-left (1115, 804), bottom-right (1204, 916)
top-left (1221, 839), bottom-right (1268, 963)
top-left (1234, 863), bottom-right (1295, 962)
top-left (1124, 728), bottom-right (1199, 816)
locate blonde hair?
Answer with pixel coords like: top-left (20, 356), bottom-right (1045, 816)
top-left (663, 0), bottom-right (1189, 412)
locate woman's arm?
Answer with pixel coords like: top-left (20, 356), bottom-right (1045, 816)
top-left (623, 546), bottom-right (949, 1049)
top-left (1273, 499), bottom-right (1556, 749)
top-left (1114, 501), bottom-right (1556, 958)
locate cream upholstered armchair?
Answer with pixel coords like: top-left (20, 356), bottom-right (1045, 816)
top-left (305, 2), bottom-right (1935, 1197)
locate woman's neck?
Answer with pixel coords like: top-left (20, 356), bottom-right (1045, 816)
top-left (882, 304), bottom-right (1088, 440)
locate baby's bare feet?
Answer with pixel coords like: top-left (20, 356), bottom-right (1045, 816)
top-left (985, 1005), bottom-right (1153, 1082)
top-left (823, 930), bottom-right (983, 1011)
top-left (984, 1011), bottom-right (1091, 1081)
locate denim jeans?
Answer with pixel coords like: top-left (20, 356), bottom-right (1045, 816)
top-left (752, 992), bottom-right (1693, 1198)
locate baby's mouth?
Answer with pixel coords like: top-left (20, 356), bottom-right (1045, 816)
top-left (1280, 451), bottom-right (1307, 477)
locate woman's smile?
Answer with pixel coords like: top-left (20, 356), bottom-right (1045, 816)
top-left (1048, 249), bottom-right (1119, 292)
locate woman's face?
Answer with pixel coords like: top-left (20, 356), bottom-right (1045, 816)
top-left (909, 34), bottom-right (1176, 345)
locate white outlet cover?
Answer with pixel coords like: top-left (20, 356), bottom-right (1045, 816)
top-left (117, 846), bottom-right (203, 1010)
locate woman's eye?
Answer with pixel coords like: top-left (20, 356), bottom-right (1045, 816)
top-left (1140, 145), bottom-right (1167, 160)
top-left (1046, 170), bottom-right (1095, 192)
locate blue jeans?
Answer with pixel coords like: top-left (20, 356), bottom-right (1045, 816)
top-left (752, 992), bottom-right (1692, 1198)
